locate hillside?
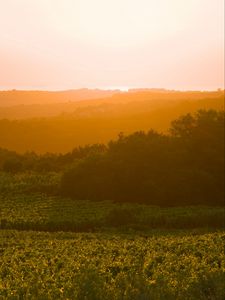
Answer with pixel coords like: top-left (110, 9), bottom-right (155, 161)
top-left (0, 90), bottom-right (223, 119)
top-left (0, 91), bottom-right (223, 153)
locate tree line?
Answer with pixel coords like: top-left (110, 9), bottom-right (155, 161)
top-left (1, 110), bottom-right (224, 206)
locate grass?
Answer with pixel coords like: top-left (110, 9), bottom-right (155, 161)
top-left (0, 230), bottom-right (224, 299)
top-left (0, 171), bottom-right (224, 232)
top-left (0, 171), bottom-right (224, 299)
top-left (0, 193), bottom-right (224, 232)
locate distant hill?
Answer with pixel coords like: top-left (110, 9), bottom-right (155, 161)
top-left (0, 90), bottom-right (223, 153)
top-left (0, 90), bottom-right (223, 119)
top-left (0, 89), bottom-right (120, 107)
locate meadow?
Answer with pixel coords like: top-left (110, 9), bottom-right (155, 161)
top-left (0, 230), bottom-right (224, 299)
top-left (0, 171), bottom-right (224, 299)
top-left (0, 172), bottom-right (224, 232)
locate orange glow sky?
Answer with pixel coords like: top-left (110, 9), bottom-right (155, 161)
top-left (0, 0), bottom-right (224, 91)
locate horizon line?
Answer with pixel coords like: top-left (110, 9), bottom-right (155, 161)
top-left (0, 86), bottom-right (224, 93)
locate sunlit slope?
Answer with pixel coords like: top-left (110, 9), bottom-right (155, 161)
top-left (0, 91), bottom-right (223, 153)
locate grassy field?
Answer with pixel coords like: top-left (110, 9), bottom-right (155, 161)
top-left (0, 172), bottom-right (224, 232)
top-left (0, 193), bottom-right (224, 232)
top-left (0, 172), bottom-right (224, 299)
top-left (1, 230), bottom-right (225, 299)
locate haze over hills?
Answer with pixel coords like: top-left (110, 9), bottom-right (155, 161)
top-left (0, 89), bottom-right (223, 119)
top-left (0, 88), bottom-right (223, 107)
top-left (0, 89), bottom-right (223, 153)
top-left (0, 89), bottom-right (120, 107)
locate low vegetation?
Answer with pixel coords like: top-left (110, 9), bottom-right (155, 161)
top-left (1, 230), bottom-right (224, 299)
top-left (0, 192), bottom-right (224, 232)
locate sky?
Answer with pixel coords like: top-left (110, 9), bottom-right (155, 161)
top-left (0, 0), bottom-right (224, 91)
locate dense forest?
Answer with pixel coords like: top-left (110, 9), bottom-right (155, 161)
top-left (1, 109), bottom-right (224, 206)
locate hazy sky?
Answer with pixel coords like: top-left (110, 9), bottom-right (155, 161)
top-left (0, 0), bottom-right (224, 90)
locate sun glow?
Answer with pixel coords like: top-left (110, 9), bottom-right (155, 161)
top-left (48, 0), bottom-right (193, 48)
top-left (0, 0), bottom-right (224, 90)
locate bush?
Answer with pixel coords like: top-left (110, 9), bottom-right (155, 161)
top-left (106, 208), bottom-right (138, 227)
top-left (2, 159), bottom-right (22, 173)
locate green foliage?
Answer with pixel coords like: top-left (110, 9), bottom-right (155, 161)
top-left (0, 230), bottom-right (224, 299)
top-left (106, 207), bottom-right (138, 227)
top-left (2, 158), bottom-right (22, 173)
top-left (61, 110), bottom-right (224, 206)
top-left (0, 110), bottom-right (224, 206)
top-left (0, 172), bottom-right (60, 195)
top-left (0, 107), bottom-right (224, 299)
top-left (0, 190), bottom-right (224, 231)
top-left (0, 144), bottom-right (106, 172)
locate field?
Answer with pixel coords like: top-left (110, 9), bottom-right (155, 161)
top-left (0, 172), bottom-right (224, 299)
top-left (0, 172), bottom-right (224, 232)
top-left (1, 230), bottom-right (225, 299)
top-left (1, 193), bottom-right (224, 232)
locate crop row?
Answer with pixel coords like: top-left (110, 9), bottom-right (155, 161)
top-left (0, 193), bottom-right (224, 232)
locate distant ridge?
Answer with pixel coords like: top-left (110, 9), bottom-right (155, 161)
top-left (0, 89), bottom-right (120, 107)
top-left (0, 88), bottom-right (222, 107)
